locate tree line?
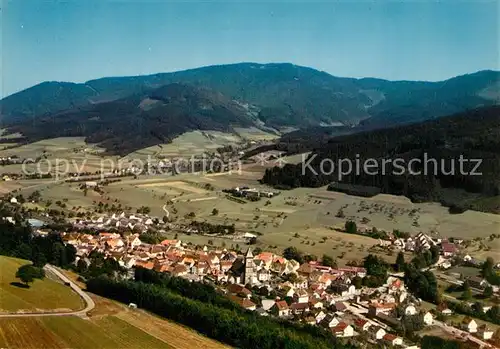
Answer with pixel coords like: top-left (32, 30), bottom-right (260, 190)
top-left (87, 275), bottom-right (356, 349)
top-left (0, 208), bottom-right (76, 268)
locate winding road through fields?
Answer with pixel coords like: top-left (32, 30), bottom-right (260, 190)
top-left (0, 265), bottom-right (95, 318)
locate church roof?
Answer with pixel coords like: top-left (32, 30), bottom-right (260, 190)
top-left (245, 248), bottom-right (253, 258)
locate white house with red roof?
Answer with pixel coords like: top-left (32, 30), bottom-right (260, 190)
top-left (331, 322), bottom-right (354, 338)
top-left (382, 334), bottom-right (403, 346)
top-left (441, 242), bottom-right (458, 257)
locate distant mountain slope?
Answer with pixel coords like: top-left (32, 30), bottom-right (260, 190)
top-left (1, 63), bottom-right (498, 128)
top-left (261, 106), bottom-right (500, 214)
top-left (6, 84), bottom-right (256, 155)
top-left (361, 70), bottom-right (500, 127)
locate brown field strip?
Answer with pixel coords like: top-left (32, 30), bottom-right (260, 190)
top-left (115, 310), bottom-right (230, 349)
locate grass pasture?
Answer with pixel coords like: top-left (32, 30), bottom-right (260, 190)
top-left (0, 256), bottom-right (83, 312)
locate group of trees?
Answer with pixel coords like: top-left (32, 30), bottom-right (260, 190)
top-left (282, 246), bottom-right (337, 268)
top-left (420, 336), bottom-right (467, 349)
top-left (87, 271), bottom-right (355, 349)
top-left (401, 249), bottom-right (440, 303)
top-left (404, 264), bottom-right (440, 303)
top-left (189, 221), bottom-right (236, 235)
top-left (362, 254), bottom-right (389, 287)
top-left (136, 206), bottom-right (151, 214)
top-left (75, 250), bottom-right (125, 280)
top-left (481, 257), bottom-right (500, 285)
top-left (447, 301), bottom-right (500, 326)
top-left (0, 209), bottom-right (76, 269)
top-left (410, 245), bottom-right (440, 269)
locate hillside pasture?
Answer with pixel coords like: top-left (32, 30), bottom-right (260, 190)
top-left (0, 292), bottom-right (230, 349)
top-left (0, 256), bottom-right (83, 312)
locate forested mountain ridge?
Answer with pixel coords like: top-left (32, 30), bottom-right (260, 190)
top-left (261, 106), bottom-right (500, 213)
top-left (6, 83), bottom-right (257, 155)
top-left (1, 63), bottom-right (498, 129)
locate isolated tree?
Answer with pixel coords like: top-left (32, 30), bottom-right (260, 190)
top-left (364, 254), bottom-right (388, 278)
top-left (462, 281), bottom-right (473, 300)
top-left (429, 245), bottom-right (440, 264)
top-left (304, 254), bottom-right (318, 262)
top-left (345, 221), bottom-right (357, 234)
top-left (352, 276), bottom-right (363, 289)
top-left (322, 254), bottom-right (337, 268)
top-left (76, 259), bottom-right (88, 273)
top-left (484, 285), bottom-right (494, 298)
top-left (15, 264), bottom-right (45, 286)
top-left (482, 257), bottom-right (495, 278)
top-left (395, 251), bottom-right (406, 272)
top-left (283, 246), bottom-right (304, 264)
top-left (211, 208), bottom-right (219, 216)
top-left (472, 301), bottom-right (484, 314)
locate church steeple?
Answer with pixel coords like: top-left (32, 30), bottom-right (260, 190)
top-left (243, 248), bottom-right (255, 285)
top-left (245, 247), bottom-right (253, 258)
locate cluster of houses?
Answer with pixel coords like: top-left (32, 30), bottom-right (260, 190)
top-left (71, 212), bottom-right (160, 233)
top-left (62, 231), bottom-right (476, 348)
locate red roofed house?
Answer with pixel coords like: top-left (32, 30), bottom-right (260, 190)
top-left (228, 295), bottom-right (256, 311)
top-left (331, 322), bottom-right (354, 338)
top-left (383, 334), bottom-right (403, 346)
top-left (290, 302), bottom-right (310, 315)
top-left (135, 260), bottom-right (154, 270)
top-left (354, 318), bottom-right (372, 332)
top-left (271, 300), bottom-right (291, 317)
top-left (441, 242), bottom-right (458, 257)
top-left (160, 239), bottom-right (181, 248)
top-left (172, 264), bottom-right (189, 277)
top-left (227, 284), bottom-right (252, 298)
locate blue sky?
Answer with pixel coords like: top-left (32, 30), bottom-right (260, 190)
top-left (1, 0), bottom-right (498, 97)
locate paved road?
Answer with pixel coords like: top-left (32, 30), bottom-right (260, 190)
top-left (0, 265), bottom-right (95, 318)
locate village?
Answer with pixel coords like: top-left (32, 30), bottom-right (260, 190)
top-left (51, 212), bottom-right (500, 349)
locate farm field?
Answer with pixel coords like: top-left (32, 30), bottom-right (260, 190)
top-left (0, 256), bottom-right (83, 313)
top-left (4, 147), bottom-right (500, 261)
top-left (0, 293), bottom-right (230, 349)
